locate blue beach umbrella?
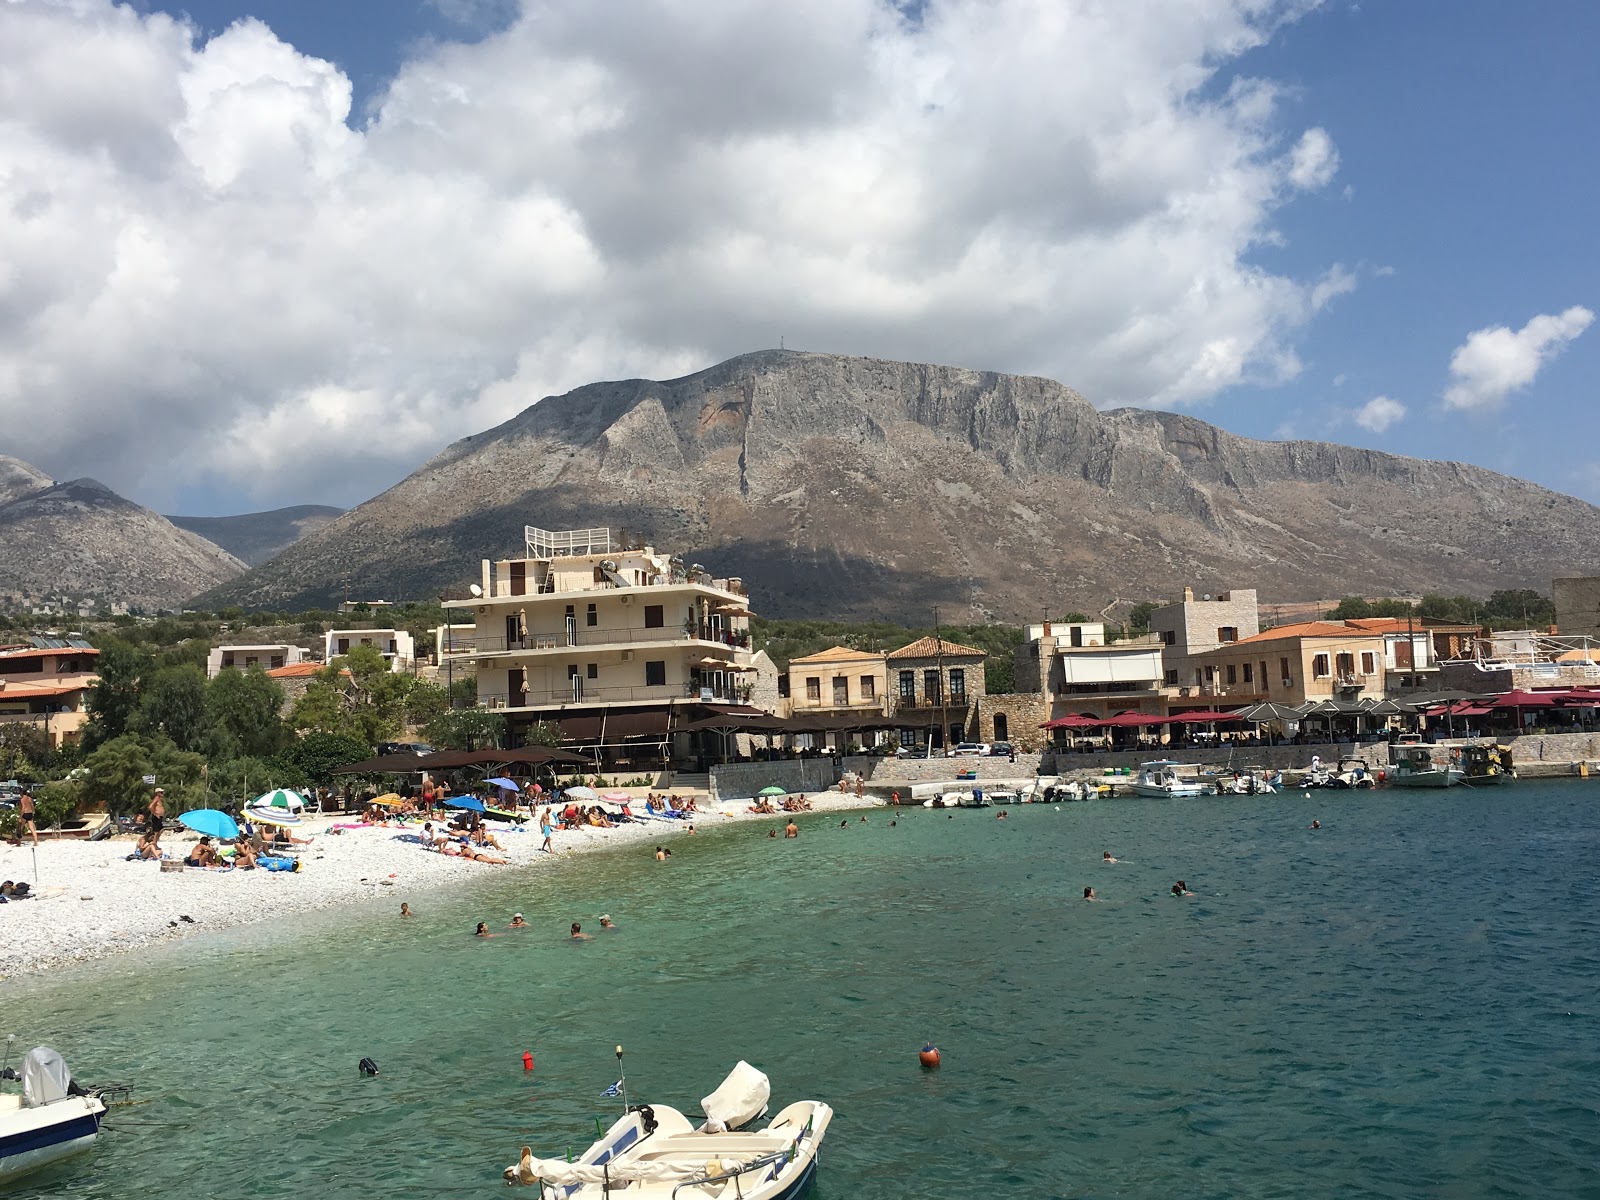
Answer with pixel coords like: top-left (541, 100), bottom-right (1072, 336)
top-left (444, 796), bottom-right (488, 813)
top-left (179, 809), bottom-right (240, 840)
top-left (484, 777), bottom-right (520, 791)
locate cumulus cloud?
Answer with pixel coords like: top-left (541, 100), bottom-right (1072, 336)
top-left (1443, 307), bottom-right (1594, 412)
top-left (1353, 395), bottom-right (1405, 433)
top-left (0, 0), bottom-right (1346, 511)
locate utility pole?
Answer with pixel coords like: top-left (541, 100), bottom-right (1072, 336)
top-left (933, 605), bottom-right (946, 751)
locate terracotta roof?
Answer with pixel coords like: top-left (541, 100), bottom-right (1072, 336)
top-left (0, 681), bottom-right (92, 700)
top-left (887, 636), bottom-right (987, 660)
top-left (267, 662), bottom-right (324, 678)
top-left (1344, 617), bottom-right (1480, 633)
top-left (0, 645), bottom-right (99, 661)
top-left (788, 645), bottom-right (885, 664)
top-left (1228, 621), bottom-right (1382, 647)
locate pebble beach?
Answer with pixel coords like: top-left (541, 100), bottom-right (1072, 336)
top-left (0, 792), bottom-right (875, 979)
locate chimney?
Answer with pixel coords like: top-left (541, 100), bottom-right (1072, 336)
top-left (1042, 620), bottom-right (1052, 639)
top-left (1183, 586), bottom-right (1194, 602)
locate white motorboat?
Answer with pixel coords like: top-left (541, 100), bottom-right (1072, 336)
top-left (1330, 757), bottom-right (1377, 790)
top-left (0, 1045), bottom-right (106, 1185)
top-left (985, 788), bottom-right (1021, 805)
top-left (1129, 761), bottom-right (1212, 798)
top-left (1214, 770), bottom-right (1279, 795)
top-left (1389, 747), bottom-right (1464, 788)
top-left (505, 1062), bottom-right (831, 1200)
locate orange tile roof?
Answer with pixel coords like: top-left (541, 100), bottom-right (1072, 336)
top-left (789, 645), bottom-right (885, 664)
top-left (887, 636), bottom-right (987, 659)
top-left (267, 662), bottom-right (324, 678)
top-left (1228, 621), bottom-right (1381, 647)
top-left (0, 646), bottom-right (99, 661)
top-left (0, 681), bottom-right (92, 700)
top-left (1344, 617), bottom-right (1480, 633)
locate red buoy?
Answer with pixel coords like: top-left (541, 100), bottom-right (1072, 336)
top-left (919, 1044), bottom-right (941, 1069)
top-left (522, 1051), bottom-right (535, 1072)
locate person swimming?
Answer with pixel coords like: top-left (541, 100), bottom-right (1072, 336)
top-left (1083, 887), bottom-right (1099, 901)
top-left (1171, 881), bottom-right (1194, 897)
top-left (570, 922), bottom-right (591, 940)
top-left (400, 903), bottom-right (413, 917)
top-left (599, 915), bottom-right (617, 931)
top-left (510, 913), bottom-right (528, 927)
top-left (1310, 819), bottom-right (1321, 829)
top-left (1102, 851), bottom-right (1119, 863)
top-left (475, 921), bottom-right (495, 937)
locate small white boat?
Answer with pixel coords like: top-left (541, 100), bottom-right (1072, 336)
top-left (1215, 770), bottom-right (1279, 795)
top-left (505, 1062), bottom-right (831, 1199)
top-left (1389, 748), bottom-right (1464, 788)
top-left (1128, 761), bottom-right (1212, 798)
top-left (985, 788), bottom-right (1021, 805)
top-left (0, 1046), bottom-right (106, 1185)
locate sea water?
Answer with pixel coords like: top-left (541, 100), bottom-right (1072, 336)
top-left (10, 781), bottom-right (1600, 1199)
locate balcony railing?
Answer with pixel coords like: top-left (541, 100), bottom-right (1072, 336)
top-left (893, 696), bottom-right (968, 710)
top-left (441, 625), bottom-right (751, 657)
top-left (477, 681), bottom-right (752, 710)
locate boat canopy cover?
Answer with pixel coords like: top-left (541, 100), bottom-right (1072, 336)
top-left (22, 1046), bottom-right (71, 1108)
top-left (701, 1061), bottom-right (771, 1129)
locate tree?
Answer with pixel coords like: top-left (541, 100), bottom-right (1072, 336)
top-left (1326, 597), bottom-right (1417, 620)
top-left (79, 734), bottom-right (207, 816)
top-left (131, 665), bottom-right (210, 752)
top-left (1126, 602), bottom-right (1159, 635)
top-left (403, 680), bottom-right (449, 728)
top-left (985, 658), bottom-right (1015, 695)
top-left (518, 721), bottom-right (562, 748)
top-left (208, 755), bottom-right (310, 804)
top-left (282, 732), bottom-right (372, 789)
top-left (81, 641), bottom-right (155, 750)
top-left (1485, 588), bottom-right (1555, 627)
top-left (206, 666), bottom-right (288, 759)
top-left (424, 708), bottom-right (506, 751)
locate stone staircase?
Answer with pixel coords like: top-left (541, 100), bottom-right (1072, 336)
top-left (667, 770), bottom-right (711, 795)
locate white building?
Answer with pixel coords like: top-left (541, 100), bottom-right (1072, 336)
top-left (323, 628), bottom-right (416, 671)
top-left (206, 643), bottom-right (312, 679)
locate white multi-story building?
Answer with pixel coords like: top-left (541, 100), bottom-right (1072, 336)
top-left (206, 643), bottom-right (313, 679)
top-left (440, 526), bottom-right (757, 752)
top-left (323, 628), bottom-right (416, 671)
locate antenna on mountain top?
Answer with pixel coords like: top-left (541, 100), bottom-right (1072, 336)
top-left (779, 335), bottom-right (785, 350)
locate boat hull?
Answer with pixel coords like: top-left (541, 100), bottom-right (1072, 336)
top-left (1128, 783), bottom-right (1209, 798)
top-left (1389, 769), bottom-right (1464, 788)
top-left (0, 1102), bottom-right (103, 1185)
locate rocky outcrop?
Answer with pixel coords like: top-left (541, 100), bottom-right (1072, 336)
top-left (193, 351), bottom-right (1600, 620)
top-left (0, 465), bottom-right (244, 611)
top-left (167, 505), bottom-right (345, 567)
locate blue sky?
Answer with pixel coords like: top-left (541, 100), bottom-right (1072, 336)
top-left (6, 0), bottom-right (1596, 516)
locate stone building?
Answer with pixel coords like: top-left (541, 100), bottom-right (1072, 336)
top-left (1148, 587), bottom-right (1261, 689)
top-left (885, 636), bottom-right (987, 748)
top-left (1186, 621), bottom-right (1389, 707)
top-left (1554, 577), bottom-right (1600, 640)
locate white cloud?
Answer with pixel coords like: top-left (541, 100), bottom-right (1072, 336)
top-left (1443, 306), bottom-right (1594, 411)
top-left (0, 0), bottom-right (1347, 510)
top-left (1286, 126), bottom-right (1339, 190)
top-left (1353, 395), bottom-right (1405, 433)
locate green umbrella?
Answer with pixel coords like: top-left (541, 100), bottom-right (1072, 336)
top-left (758, 785), bottom-right (787, 796)
top-left (253, 788), bottom-right (307, 812)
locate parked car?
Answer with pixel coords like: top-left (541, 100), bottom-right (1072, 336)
top-left (988, 742), bottom-right (1014, 757)
top-left (376, 742), bottom-right (435, 757)
top-left (948, 742), bottom-right (990, 757)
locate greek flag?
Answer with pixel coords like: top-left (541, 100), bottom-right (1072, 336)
top-left (601, 1079), bottom-right (624, 1098)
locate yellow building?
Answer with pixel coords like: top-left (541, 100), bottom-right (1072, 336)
top-left (786, 646), bottom-right (888, 718)
top-left (440, 526), bottom-right (757, 754)
top-left (1187, 621), bottom-right (1389, 707)
top-left (0, 639), bottom-right (100, 748)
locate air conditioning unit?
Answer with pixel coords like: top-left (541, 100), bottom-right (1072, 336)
top-left (1282, 679), bottom-right (1293, 688)
top-left (621, 650), bottom-right (634, 661)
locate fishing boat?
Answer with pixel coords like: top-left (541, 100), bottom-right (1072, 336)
top-left (1389, 747), bottom-right (1464, 788)
top-left (505, 1062), bottom-right (831, 1199)
top-left (1129, 761), bottom-right (1212, 798)
top-left (0, 1045), bottom-right (106, 1185)
top-left (1459, 743), bottom-right (1513, 785)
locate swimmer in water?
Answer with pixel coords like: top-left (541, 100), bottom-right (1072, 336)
top-left (1083, 887), bottom-right (1099, 901)
top-left (785, 820), bottom-right (799, 838)
top-left (510, 913), bottom-right (528, 927)
top-left (570, 922), bottom-right (592, 940)
top-left (1171, 881), bottom-right (1194, 897)
top-left (400, 903), bottom-right (412, 917)
top-left (475, 921), bottom-right (496, 937)
top-left (996, 811), bottom-right (1007, 820)
top-left (1310, 819), bottom-right (1321, 829)
top-left (1102, 851), bottom-right (1119, 863)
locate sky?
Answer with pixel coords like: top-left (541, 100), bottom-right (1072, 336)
top-left (1, 0), bottom-right (1596, 517)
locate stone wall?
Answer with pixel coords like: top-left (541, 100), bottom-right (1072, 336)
top-left (849, 752), bottom-right (1044, 784)
top-left (710, 757), bottom-right (842, 798)
top-left (1555, 576), bottom-right (1600, 640)
top-left (973, 692), bottom-right (1051, 750)
top-left (1042, 740), bottom-right (1387, 774)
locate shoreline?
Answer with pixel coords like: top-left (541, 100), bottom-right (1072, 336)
top-left (0, 793), bottom-right (877, 982)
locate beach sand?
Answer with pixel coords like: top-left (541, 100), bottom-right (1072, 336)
top-left (0, 793), bottom-right (875, 979)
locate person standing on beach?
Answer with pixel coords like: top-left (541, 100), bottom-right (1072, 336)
top-left (539, 812), bottom-right (554, 853)
top-left (147, 788), bottom-right (165, 836)
top-left (18, 789), bottom-right (37, 846)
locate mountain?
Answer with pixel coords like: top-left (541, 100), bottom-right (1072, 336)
top-left (167, 505), bottom-right (346, 567)
top-left (192, 351), bottom-right (1600, 621)
top-left (0, 459), bottom-right (245, 611)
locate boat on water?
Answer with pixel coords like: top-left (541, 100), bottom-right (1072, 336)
top-left (1459, 743), bottom-right (1513, 785)
top-left (0, 1045), bottom-right (106, 1185)
top-left (1389, 747), bottom-right (1464, 788)
top-left (505, 1062), bottom-right (831, 1199)
top-left (1129, 761), bottom-right (1212, 798)
top-left (1213, 769), bottom-right (1280, 795)
top-left (1330, 756), bottom-right (1377, 790)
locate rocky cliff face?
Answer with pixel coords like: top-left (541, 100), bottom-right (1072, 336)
top-left (166, 505), bottom-right (345, 567)
top-left (0, 464), bottom-right (244, 611)
top-left (194, 351), bottom-right (1600, 620)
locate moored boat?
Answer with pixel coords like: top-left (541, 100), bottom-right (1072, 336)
top-left (0, 1045), bottom-right (106, 1185)
top-left (505, 1062), bottom-right (831, 1199)
top-left (1129, 761), bottom-right (1211, 798)
top-left (1389, 747), bottom-right (1464, 788)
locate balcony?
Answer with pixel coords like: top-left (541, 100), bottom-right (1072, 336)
top-left (479, 679), bottom-right (752, 710)
top-left (441, 624), bottom-right (751, 658)
top-left (1335, 673), bottom-right (1363, 691)
top-left (894, 695), bottom-right (968, 711)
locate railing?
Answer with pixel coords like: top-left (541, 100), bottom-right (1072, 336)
top-left (895, 697), bottom-right (968, 710)
top-left (441, 626), bottom-right (751, 656)
top-left (670, 1148), bottom-right (800, 1199)
top-left (476, 681), bottom-right (752, 709)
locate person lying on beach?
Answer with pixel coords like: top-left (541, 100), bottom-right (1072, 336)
top-left (462, 847), bottom-right (506, 864)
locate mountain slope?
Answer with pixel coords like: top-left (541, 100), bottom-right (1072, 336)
top-left (166, 505), bottom-right (345, 566)
top-left (0, 465), bottom-right (245, 611)
top-left (192, 351), bottom-right (1600, 620)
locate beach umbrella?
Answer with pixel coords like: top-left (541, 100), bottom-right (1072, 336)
top-left (370, 794), bottom-right (407, 808)
top-left (179, 809), bottom-right (240, 840)
top-left (444, 795), bottom-right (488, 813)
top-left (565, 785), bottom-right (599, 801)
top-left (253, 788), bottom-right (307, 811)
top-left (758, 785), bottom-right (787, 796)
top-left (601, 791), bottom-right (632, 802)
top-left (243, 806), bottom-right (302, 827)
top-left (485, 776), bottom-right (521, 791)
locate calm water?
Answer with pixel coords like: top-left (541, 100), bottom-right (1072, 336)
top-left (10, 782), bottom-right (1600, 1199)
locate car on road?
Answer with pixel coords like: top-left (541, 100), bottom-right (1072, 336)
top-left (988, 742), bottom-right (1014, 757)
top-left (947, 742), bottom-right (990, 757)
top-left (376, 742), bottom-right (435, 757)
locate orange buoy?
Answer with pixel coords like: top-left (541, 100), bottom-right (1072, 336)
top-left (521, 1050), bottom-right (534, 1072)
top-left (919, 1044), bottom-right (941, 1069)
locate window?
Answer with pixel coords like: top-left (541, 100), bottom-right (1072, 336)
top-left (586, 602), bottom-right (598, 627)
top-left (949, 669), bottom-right (966, 701)
top-left (1226, 664), bottom-right (1237, 685)
top-left (1261, 662), bottom-right (1269, 690)
top-left (924, 669), bottom-right (942, 703)
top-left (1204, 665), bottom-right (1215, 682)
top-left (644, 660), bottom-right (666, 687)
top-left (1217, 626), bottom-right (1238, 643)
top-left (832, 676), bottom-right (849, 705)
top-left (806, 677), bottom-right (821, 701)
top-left (1242, 662), bottom-right (1254, 684)
top-left (778, 674), bottom-right (790, 698)
top-left (900, 728), bottom-right (918, 747)
top-left (899, 670), bottom-right (915, 700)
top-left (644, 604), bottom-right (664, 628)
top-left (586, 663), bottom-right (598, 680)
top-left (1312, 653), bottom-right (1331, 679)
top-left (1161, 630), bottom-right (1177, 646)
top-left (1069, 626), bottom-right (1083, 647)
top-left (1164, 669), bottom-right (1179, 685)
top-left (1361, 651), bottom-right (1376, 675)
top-left (993, 713), bottom-right (1009, 741)
top-left (1280, 656), bottom-right (1293, 685)
top-left (860, 676), bottom-right (876, 700)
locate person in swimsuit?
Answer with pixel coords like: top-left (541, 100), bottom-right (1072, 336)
top-left (570, 922), bottom-right (591, 941)
top-left (1171, 881), bottom-right (1194, 897)
top-left (475, 922), bottom-right (495, 937)
top-left (400, 903), bottom-right (413, 917)
top-left (510, 913), bottom-right (528, 927)
top-left (1083, 887), bottom-right (1099, 901)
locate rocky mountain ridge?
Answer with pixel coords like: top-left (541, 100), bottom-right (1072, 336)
top-left (0, 458), bottom-right (245, 611)
top-left (192, 351), bottom-right (1600, 620)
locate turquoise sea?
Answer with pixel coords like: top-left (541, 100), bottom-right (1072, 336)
top-left (10, 781), bottom-right (1600, 1199)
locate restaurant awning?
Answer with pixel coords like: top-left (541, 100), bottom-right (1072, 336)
top-left (559, 710), bottom-right (674, 741)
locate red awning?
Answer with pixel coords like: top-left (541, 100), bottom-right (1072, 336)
top-left (1488, 689), bottom-right (1565, 708)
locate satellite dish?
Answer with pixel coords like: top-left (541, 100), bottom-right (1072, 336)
top-left (1203, 594), bottom-right (1212, 601)
top-left (469, 583), bottom-right (483, 597)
